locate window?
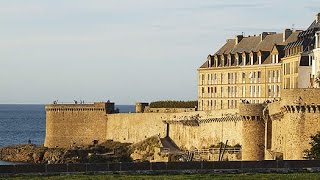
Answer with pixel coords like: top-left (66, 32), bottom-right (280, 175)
top-left (250, 55), bottom-right (254, 65)
top-left (243, 55), bottom-right (246, 66)
top-left (242, 86), bottom-right (246, 97)
top-left (257, 85), bottom-right (261, 97)
top-left (258, 71), bottom-right (261, 83)
top-left (214, 87), bottom-right (217, 97)
top-left (268, 85), bottom-right (272, 97)
top-left (242, 72), bottom-right (246, 83)
top-left (258, 55), bottom-right (262, 64)
top-left (201, 74), bottom-right (205, 85)
top-left (275, 54), bottom-right (279, 63)
top-left (272, 54), bottom-right (275, 63)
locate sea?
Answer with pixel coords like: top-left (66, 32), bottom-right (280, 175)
top-left (0, 104), bottom-right (135, 165)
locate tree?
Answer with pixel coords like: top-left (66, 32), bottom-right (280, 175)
top-left (304, 132), bottom-right (320, 159)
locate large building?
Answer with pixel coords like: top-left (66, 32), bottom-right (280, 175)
top-left (198, 14), bottom-right (320, 111)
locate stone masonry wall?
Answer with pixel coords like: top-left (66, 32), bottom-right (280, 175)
top-left (44, 103), bottom-right (108, 148)
top-left (105, 113), bottom-right (167, 143)
top-left (169, 119), bottom-right (243, 150)
top-left (269, 89), bottom-right (320, 160)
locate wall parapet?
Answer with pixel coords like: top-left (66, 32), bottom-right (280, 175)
top-left (281, 89), bottom-right (320, 105)
top-left (238, 104), bottom-right (264, 117)
top-left (45, 102), bottom-right (117, 114)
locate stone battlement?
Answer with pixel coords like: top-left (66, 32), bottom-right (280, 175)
top-left (238, 103), bottom-right (264, 117)
top-left (45, 102), bottom-right (117, 114)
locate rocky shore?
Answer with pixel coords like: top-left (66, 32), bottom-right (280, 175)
top-left (0, 137), bottom-right (168, 164)
top-left (0, 141), bottom-right (131, 164)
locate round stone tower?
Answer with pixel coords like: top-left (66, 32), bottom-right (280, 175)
top-left (239, 103), bottom-right (265, 161)
top-left (135, 102), bottom-right (149, 113)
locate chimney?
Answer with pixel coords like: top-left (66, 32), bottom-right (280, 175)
top-left (283, 29), bottom-right (292, 42)
top-left (260, 32), bottom-right (268, 41)
top-left (316, 13), bottom-right (320, 23)
top-left (236, 35), bottom-right (243, 45)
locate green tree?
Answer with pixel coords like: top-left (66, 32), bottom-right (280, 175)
top-left (304, 132), bottom-right (320, 159)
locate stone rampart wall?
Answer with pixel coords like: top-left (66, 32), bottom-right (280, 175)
top-left (281, 89), bottom-right (320, 105)
top-left (44, 103), bottom-right (108, 148)
top-left (169, 118), bottom-right (243, 150)
top-left (238, 104), bottom-right (264, 117)
top-left (105, 113), bottom-right (167, 143)
top-left (269, 88), bottom-right (320, 160)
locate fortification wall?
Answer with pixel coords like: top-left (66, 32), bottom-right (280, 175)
top-left (238, 104), bottom-right (265, 161)
top-left (105, 113), bottom-right (167, 143)
top-left (44, 103), bottom-right (108, 148)
top-left (166, 109), bottom-right (242, 150)
top-left (169, 119), bottom-right (243, 150)
top-left (280, 89), bottom-right (320, 105)
top-left (269, 89), bottom-right (320, 160)
top-left (106, 109), bottom-right (243, 152)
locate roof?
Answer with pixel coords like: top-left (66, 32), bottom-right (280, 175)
top-left (215, 39), bottom-right (235, 55)
top-left (230, 36), bottom-right (261, 54)
top-left (254, 33), bottom-right (284, 52)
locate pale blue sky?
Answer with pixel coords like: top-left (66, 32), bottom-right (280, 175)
top-left (0, 0), bottom-right (319, 104)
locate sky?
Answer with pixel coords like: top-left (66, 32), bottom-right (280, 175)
top-left (0, 0), bottom-right (319, 104)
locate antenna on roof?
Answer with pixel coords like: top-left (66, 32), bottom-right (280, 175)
top-left (242, 32), bottom-right (244, 36)
top-left (292, 24), bottom-right (295, 31)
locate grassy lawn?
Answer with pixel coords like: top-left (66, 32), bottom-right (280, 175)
top-left (2, 173), bottom-right (320, 180)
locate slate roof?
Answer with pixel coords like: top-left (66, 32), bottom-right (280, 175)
top-left (215, 39), bottom-right (236, 55)
top-left (230, 36), bottom-right (261, 54)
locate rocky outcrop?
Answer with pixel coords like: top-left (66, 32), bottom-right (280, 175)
top-left (0, 141), bottom-right (132, 164)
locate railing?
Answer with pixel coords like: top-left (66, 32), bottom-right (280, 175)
top-left (188, 148), bottom-right (241, 154)
top-left (2, 160), bottom-right (320, 175)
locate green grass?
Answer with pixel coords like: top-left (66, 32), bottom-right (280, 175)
top-left (3, 173), bottom-right (320, 180)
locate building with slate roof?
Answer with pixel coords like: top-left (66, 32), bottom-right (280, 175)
top-left (197, 14), bottom-right (320, 111)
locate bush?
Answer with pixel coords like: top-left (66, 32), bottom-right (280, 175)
top-left (304, 131), bottom-right (320, 159)
top-left (149, 100), bottom-right (198, 108)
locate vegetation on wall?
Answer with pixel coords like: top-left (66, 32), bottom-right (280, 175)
top-left (149, 100), bottom-right (198, 108)
top-left (304, 132), bottom-right (320, 159)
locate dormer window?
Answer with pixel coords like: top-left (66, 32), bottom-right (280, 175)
top-left (258, 55), bottom-right (262, 64)
top-left (215, 56), bottom-right (218, 67)
top-left (243, 54), bottom-right (246, 66)
top-left (272, 54), bottom-right (275, 63)
top-left (221, 57), bottom-right (224, 67)
top-left (272, 54), bottom-right (279, 64)
top-left (236, 57), bottom-right (239, 66)
top-left (250, 55), bottom-right (254, 65)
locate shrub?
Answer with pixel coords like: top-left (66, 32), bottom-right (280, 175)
top-left (149, 100), bottom-right (198, 108)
